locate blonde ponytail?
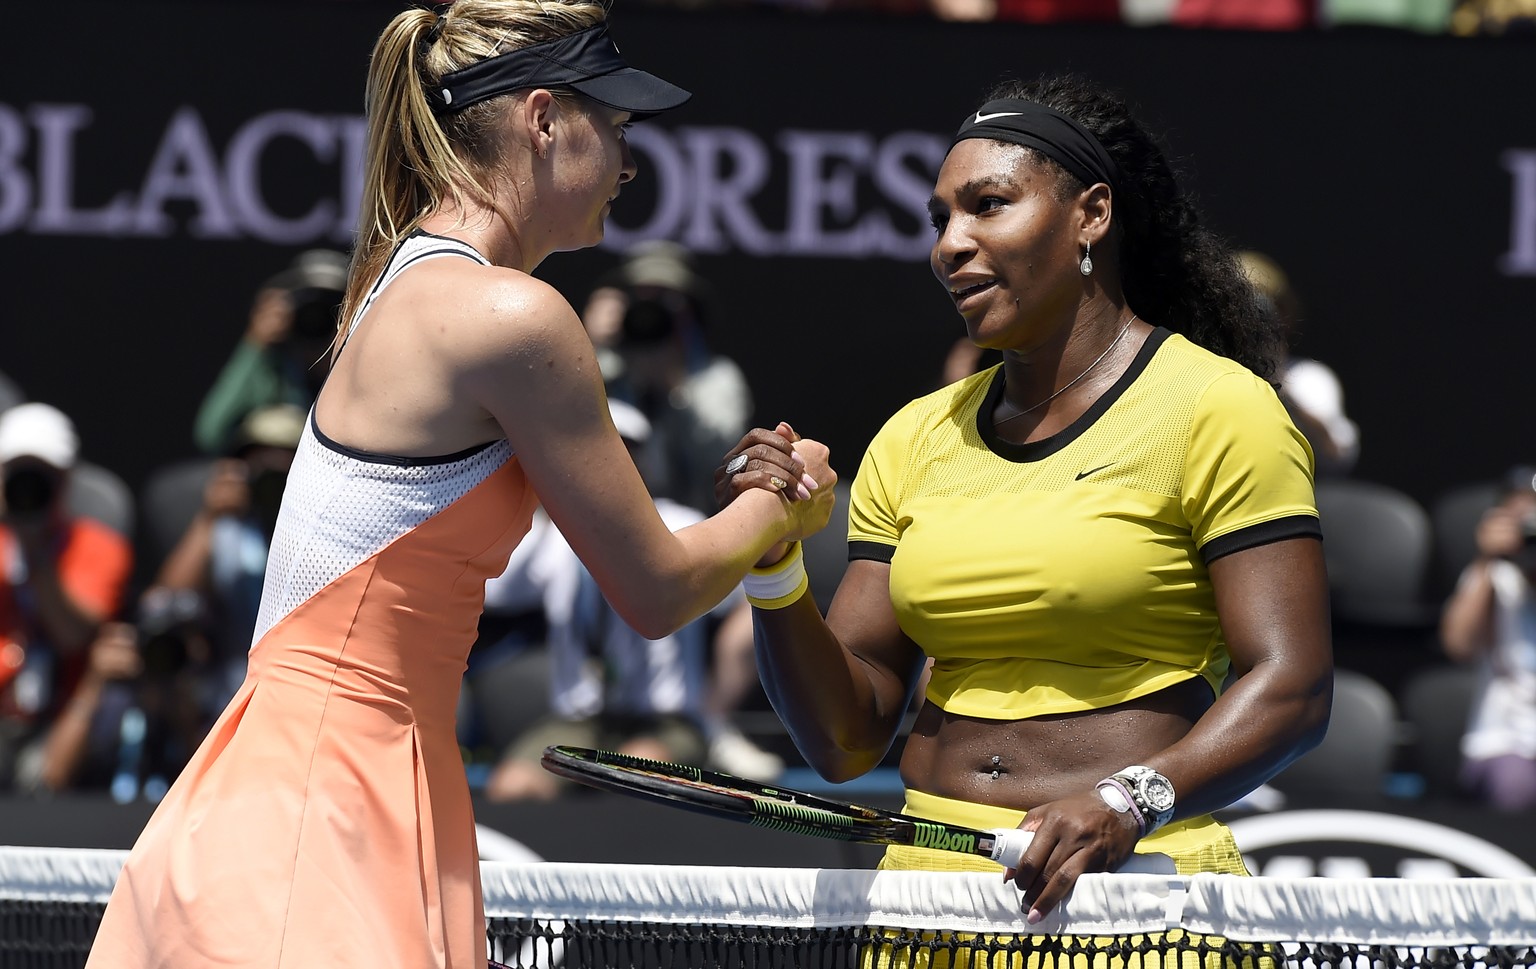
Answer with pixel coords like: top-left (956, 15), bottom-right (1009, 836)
top-left (340, 0), bottom-right (608, 342)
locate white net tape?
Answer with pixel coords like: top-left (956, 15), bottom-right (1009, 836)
top-left (4, 846), bottom-right (1536, 947)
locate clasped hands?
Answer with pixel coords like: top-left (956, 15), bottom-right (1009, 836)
top-left (715, 422), bottom-right (837, 567)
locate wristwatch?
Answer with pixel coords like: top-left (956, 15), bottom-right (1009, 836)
top-left (1099, 766), bottom-right (1176, 836)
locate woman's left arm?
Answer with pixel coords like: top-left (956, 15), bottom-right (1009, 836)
top-left (1152, 534), bottom-right (1333, 815)
top-left (1010, 535), bottom-right (1332, 918)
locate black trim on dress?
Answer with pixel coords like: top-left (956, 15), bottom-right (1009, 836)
top-left (976, 327), bottom-right (1171, 464)
top-left (314, 230), bottom-right (504, 466)
top-left (307, 407), bottom-right (500, 468)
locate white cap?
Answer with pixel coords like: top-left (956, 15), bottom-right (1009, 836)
top-left (0, 402), bottom-right (78, 469)
top-left (608, 398), bottom-right (651, 444)
top-left (234, 403), bottom-right (307, 452)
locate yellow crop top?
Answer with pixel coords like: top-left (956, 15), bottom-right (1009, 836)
top-left (846, 328), bottom-right (1319, 719)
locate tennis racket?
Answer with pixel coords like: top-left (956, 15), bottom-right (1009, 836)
top-left (541, 745), bottom-right (1174, 873)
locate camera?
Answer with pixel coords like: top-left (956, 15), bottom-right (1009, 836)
top-left (288, 287), bottom-right (342, 343)
top-left (137, 588), bottom-right (205, 678)
top-left (265, 249), bottom-right (348, 345)
top-left (2, 464), bottom-right (59, 516)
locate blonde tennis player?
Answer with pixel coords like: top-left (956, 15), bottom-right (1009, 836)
top-left (720, 73), bottom-right (1333, 923)
top-left (87, 3), bottom-right (831, 967)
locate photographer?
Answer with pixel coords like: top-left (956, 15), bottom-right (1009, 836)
top-left (604, 241), bottom-right (754, 515)
top-left (158, 404), bottom-right (303, 713)
top-left (0, 403), bottom-right (132, 790)
top-left (33, 589), bottom-right (214, 798)
top-left (192, 249), bottom-right (347, 455)
top-left (1440, 464), bottom-right (1536, 811)
top-left (32, 620), bottom-right (141, 794)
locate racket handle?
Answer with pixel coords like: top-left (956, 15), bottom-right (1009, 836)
top-left (986, 828), bottom-right (1180, 875)
top-left (987, 827), bottom-right (1034, 868)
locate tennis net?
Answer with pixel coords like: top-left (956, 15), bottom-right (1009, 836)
top-left (4, 846), bottom-right (1536, 968)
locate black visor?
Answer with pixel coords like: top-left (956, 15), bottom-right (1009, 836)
top-left (429, 25), bottom-right (691, 121)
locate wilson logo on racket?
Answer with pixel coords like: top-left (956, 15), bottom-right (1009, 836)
top-left (912, 823), bottom-right (976, 854)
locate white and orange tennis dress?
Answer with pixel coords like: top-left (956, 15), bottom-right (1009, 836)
top-left (88, 233), bottom-right (537, 969)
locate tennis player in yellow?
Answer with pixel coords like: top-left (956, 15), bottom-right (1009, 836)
top-left (719, 73), bottom-right (1332, 949)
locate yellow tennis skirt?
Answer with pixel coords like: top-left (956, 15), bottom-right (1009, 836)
top-left (865, 790), bottom-right (1263, 969)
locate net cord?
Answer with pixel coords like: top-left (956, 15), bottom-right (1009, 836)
top-left (5, 846), bottom-right (1536, 947)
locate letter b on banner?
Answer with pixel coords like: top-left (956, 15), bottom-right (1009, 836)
top-left (1502, 149), bottom-right (1536, 277)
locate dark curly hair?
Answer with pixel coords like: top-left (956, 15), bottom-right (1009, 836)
top-left (982, 75), bottom-right (1282, 381)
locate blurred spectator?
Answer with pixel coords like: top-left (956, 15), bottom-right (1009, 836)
top-left (601, 241), bottom-right (754, 515)
top-left (578, 282), bottom-right (631, 394)
top-left (36, 588), bottom-right (218, 800)
top-left (1326, 0), bottom-right (1450, 31)
top-left (29, 620), bottom-right (141, 793)
top-left (0, 371), bottom-right (23, 415)
top-left (156, 404), bottom-right (306, 713)
top-left (909, 0), bottom-right (1119, 19)
top-left (482, 400), bottom-right (780, 802)
top-left (1439, 465), bottom-right (1536, 811)
top-left (461, 506), bottom-right (562, 759)
top-left (0, 403), bottom-right (133, 791)
top-left (697, 595), bottom-right (785, 779)
top-left (998, 0), bottom-right (1118, 20)
top-left (581, 283), bottom-right (630, 357)
top-left (1171, 0), bottom-right (1315, 27)
top-left (1239, 251), bottom-right (1359, 477)
top-left (928, 0), bottom-right (1000, 16)
top-left (192, 249), bottom-right (347, 455)
top-left (110, 587), bottom-right (216, 802)
top-left (1449, 0), bottom-right (1536, 31)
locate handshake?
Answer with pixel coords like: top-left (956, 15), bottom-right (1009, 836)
top-left (715, 422), bottom-right (838, 567)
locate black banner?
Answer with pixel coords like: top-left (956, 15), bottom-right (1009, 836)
top-left (1, 2), bottom-right (1533, 508)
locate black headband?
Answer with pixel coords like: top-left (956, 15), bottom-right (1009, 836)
top-left (428, 24), bottom-right (690, 121)
top-left (953, 99), bottom-right (1120, 192)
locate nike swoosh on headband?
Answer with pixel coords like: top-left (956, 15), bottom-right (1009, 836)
top-left (973, 111), bottom-right (1024, 124)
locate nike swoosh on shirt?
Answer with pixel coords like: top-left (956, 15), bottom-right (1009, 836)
top-left (974, 111), bottom-right (1024, 124)
top-left (1075, 464), bottom-right (1115, 481)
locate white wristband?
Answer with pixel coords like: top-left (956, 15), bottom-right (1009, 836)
top-left (742, 542), bottom-right (808, 609)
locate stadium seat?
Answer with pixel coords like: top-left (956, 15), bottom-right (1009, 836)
top-left (67, 461), bottom-right (135, 539)
top-left (136, 457), bottom-right (217, 578)
top-left (1399, 663), bottom-right (1479, 801)
top-left (1428, 481), bottom-right (1501, 600)
top-left (1314, 480), bottom-right (1439, 695)
top-left (1315, 480), bottom-right (1435, 628)
top-left (1270, 668), bottom-right (1401, 805)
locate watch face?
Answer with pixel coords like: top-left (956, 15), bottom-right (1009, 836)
top-left (1140, 775), bottom-right (1176, 813)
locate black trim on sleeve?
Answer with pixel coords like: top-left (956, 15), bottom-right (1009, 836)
top-left (1201, 514), bottom-right (1322, 564)
top-left (849, 540), bottom-right (896, 564)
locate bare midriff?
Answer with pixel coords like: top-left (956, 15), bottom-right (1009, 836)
top-left (899, 677), bottom-right (1214, 807)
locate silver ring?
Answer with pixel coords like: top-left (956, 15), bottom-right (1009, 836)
top-left (725, 453), bottom-right (749, 476)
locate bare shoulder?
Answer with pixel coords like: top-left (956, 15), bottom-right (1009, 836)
top-left (421, 261), bottom-right (584, 360)
top-left (420, 264), bottom-right (603, 418)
